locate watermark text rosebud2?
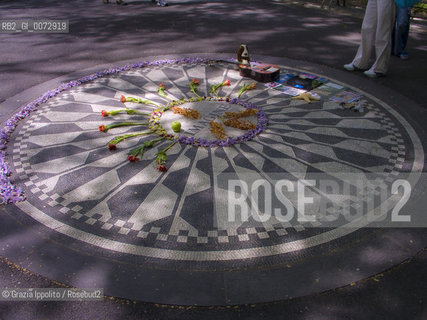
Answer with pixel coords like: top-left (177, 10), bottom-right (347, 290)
top-left (228, 179), bottom-right (318, 223)
top-left (225, 176), bottom-right (415, 227)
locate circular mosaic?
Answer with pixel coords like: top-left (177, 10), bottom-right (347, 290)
top-left (7, 59), bottom-right (424, 265)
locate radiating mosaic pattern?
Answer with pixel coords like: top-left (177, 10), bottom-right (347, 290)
top-left (10, 61), bottom-right (423, 262)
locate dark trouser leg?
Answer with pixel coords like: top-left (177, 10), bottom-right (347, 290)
top-left (392, 6), bottom-right (411, 56)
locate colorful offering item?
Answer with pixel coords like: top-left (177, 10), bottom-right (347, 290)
top-left (237, 44), bottom-right (251, 66)
top-left (171, 121), bottom-right (181, 132)
top-left (239, 63), bottom-right (281, 83)
top-left (330, 91), bottom-right (362, 104)
top-left (291, 92), bottom-right (321, 103)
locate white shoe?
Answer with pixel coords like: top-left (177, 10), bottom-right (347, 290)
top-left (344, 63), bottom-right (356, 71)
top-left (363, 70), bottom-right (384, 78)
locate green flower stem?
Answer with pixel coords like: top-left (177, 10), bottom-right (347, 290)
top-left (108, 109), bottom-right (126, 116)
top-left (237, 86), bottom-right (248, 98)
top-left (109, 131), bottom-right (154, 145)
top-left (125, 96), bottom-right (161, 107)
top-left (157, 88), bottom-right (173, 100)
top-left (162, 141), bottom-right (177, 153)
top-left (104, 122), bottom-right (148, 131)
top-left (109, 109), bottom-right (150, 116)
top-left (155, 141), bottom-right (177, 165)
top-left (189, 84), bottom-right (201, 98)
top-left (125, 109), bottom-right (150, 116)
top-left (129, 137), bottom-right (165, 158)
top-left (209, 83), bottom-right (223, 98)
top-left (237, 83), bottom-right (256, 98)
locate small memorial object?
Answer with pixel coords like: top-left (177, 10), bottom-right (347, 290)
top-left (311, 82), bottom-right (343, 98)
top-left (236, 44), bottom-right (280, 82)
top-left (291, 92), bottom-right (321, 103)
top-left (171, 121), bottom-right (181, 132)
top-left (216, 45), bottom-right (281, 82)
top-left (237, 44), bottom-right (252, 77)
top-left (286, 73), bottom-right (325, 91)
top-left (330, 91), bottom-right (361, 104)
top-left (237, 44), bottom-right (251, 67)
top-left (339, 101), bottom-right (365, 113)
top-left (249, 64), bottom-right (281, 82)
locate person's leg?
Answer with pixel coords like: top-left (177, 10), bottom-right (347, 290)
top-left (368, 0), bottom-right (395, 74)
top-left (395, 6), bottom-right (411, 57)
top-left (391, 9), bottom-right (396, 55)
top-left (351, 0), bottom-right (378, 69)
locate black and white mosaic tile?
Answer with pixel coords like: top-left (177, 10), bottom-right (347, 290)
top-left (9, 61), bottom-right (423, 265)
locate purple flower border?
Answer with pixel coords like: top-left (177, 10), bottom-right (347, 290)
top-left (0, 57), bottom-right (211, 204)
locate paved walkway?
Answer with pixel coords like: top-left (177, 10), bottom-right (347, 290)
top-left (0, 0), bottom-right (427, 319)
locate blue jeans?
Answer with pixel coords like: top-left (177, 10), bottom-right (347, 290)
top-left (392, 6), bottom-right (411, 56)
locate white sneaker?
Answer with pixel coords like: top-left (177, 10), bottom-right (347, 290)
top-left (344, 63), bottom-right (356, 71)
top-left (363, 70), bottom-right (384, 78)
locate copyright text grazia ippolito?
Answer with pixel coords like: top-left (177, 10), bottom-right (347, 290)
top-left (0, 288), bottom-right (103, 301)
top-left (224, 174), bottom-right (417, 227)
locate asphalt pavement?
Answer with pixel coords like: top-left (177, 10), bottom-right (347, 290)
top-left (0, 0), bottom-right (426, 319)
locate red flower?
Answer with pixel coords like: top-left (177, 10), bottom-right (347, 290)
top-left (99, 125), bottom-right (107, 132)
top-left (157, 165), bottom-right (167, 172)
top-left (191, 78), bottom-right (199, 85)
top-left (158, 82), bottom-right (166, 89)
top-left (120, 95), bottom-right (127, 103)
top-left (128, 155), bottom-right (140, 162)
top-left (101, 110), bottom-right (109, 117)
top-left (224, 79), bottom-right (231, 86)
top-left (108, 143), bottom-right (117, 150)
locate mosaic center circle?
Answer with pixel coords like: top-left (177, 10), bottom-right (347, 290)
top-left (157, 98), bottom-right (266, 146)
